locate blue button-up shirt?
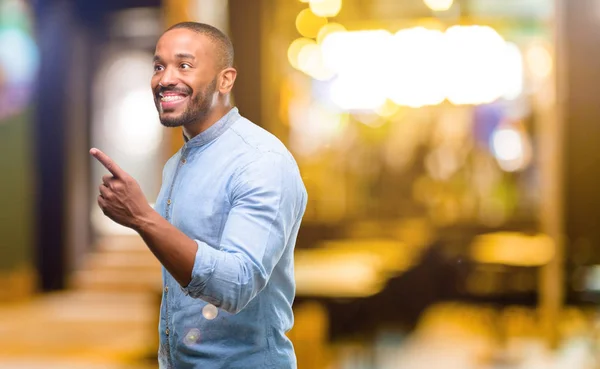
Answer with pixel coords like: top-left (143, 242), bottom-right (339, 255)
top-left (154, 107), bottom-right (307, 368)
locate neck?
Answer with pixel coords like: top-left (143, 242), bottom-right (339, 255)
top-left (182, 102), bottom-right (232, 140)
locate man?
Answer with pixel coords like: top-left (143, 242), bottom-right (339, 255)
top-left (90, 22), bottom-right (307, 368)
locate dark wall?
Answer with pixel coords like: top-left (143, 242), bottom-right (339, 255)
top-left (562, 0), bottom-right (600, 266)
top-left (33, 0), bottom-right (77, 291)
top-left (228, 0), bottom-right (263, 126)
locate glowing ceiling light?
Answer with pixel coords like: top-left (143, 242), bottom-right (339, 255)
top-left (321, 29), bottom-right (391, 74)
top-left (297, 43), bottom-right (335, 81)
top-left (388, 27), bottom-right (447, 108)
top-left (316, 22), bottom-right (346, 44)
top-left (502, 42), bottom-right (524, 100)
top-left (296, 24), bottom-right (524, 109)
top-left (444, 25), bottom-right (509, 105)
top-left (321, 30), bottom-right (391, 110)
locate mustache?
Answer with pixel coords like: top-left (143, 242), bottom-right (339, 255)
top-left (155, 86), bottom-right (192, 96)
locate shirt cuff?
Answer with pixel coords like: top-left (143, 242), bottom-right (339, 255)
top-left (180, 239), bottom-right (220, 298)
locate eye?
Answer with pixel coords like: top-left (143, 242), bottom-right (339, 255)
top-left (154, 64), bottom-right (164, 72)
top-left (181, 63), bottom-right (192, 69)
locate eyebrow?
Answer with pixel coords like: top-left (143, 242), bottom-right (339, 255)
top-left (175, 53), bottom-right (196, 60)
top-left (153, 53), bottom-right (196, 63)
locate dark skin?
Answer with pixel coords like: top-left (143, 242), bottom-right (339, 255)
top-left (91, 29), bottom-right (237, 287)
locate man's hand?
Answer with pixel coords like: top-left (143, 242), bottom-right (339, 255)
top-left (90, 148), bottom-right (154, 231)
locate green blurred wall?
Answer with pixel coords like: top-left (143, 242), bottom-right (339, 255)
top-left (0, 109), bottom-right (33, 272)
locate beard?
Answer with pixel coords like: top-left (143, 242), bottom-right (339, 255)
top-left (155, 77), bottom-right (218, 128)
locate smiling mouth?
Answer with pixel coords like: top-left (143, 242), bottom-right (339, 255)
top-left (161, 95), bottom-right (186, 102)
top-left (158, 92), bottom-right (189, 110)
top-left (159, 91), bottom-right (188, 100)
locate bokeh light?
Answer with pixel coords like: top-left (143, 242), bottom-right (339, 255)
top-left (502, 42), bottom-right (524, 100)
top-left (183, 328), bottom-right (201, 346)
top-left (295, 8), bottom-right (327, 39)
top-left (423, 0), bottom-right (454, 11)
top-left (490, 125), bottom-right (532, 172)
top-left (322, 30), bottom-right (391, 110)
top-left (306, 26), bottom-right (524, 110)
top-left (0, 29), bottom-right (38, 84)
top-left (288, 37), bottom-right (316, 70)
top-left (316, 22), bottom-right (346, 44)
top-left (114, 89), bottom-right (164, 156)
top-left (374, 99), bottom-right (400, 118)
top-left (526, 42), bottom-right (553, 80)
top-left (297, 43), bottom-right (335, 81)
top-left (470, 232), bottom-right (555, 267)
top-left (0, 0), bottom-right (39, 121)
top-left (96, 52), bottom-right (163, 157)
top-left (309, 0), bottom-right (342, 18)
top-left (388, 27), bottom-right (447, 108)
top-left (444, 25), bottom-right (511, 105)
top-left (202, 304), bottom-right (219, 320)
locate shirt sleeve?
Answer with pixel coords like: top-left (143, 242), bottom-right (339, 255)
top-left (180, 152), bottom-right (303, 314)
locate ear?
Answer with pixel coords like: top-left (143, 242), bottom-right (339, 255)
top-left (218, 67), bottom-right (237, 94)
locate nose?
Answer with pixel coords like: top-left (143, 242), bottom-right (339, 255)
top-left (159, 67), bottom-right (178, 87)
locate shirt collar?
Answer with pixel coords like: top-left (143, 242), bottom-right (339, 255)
top-left (183, 107), bottom-right (240, 148)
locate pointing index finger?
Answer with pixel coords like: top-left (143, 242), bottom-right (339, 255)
top-left (90, 148), bottom-right (126, 178)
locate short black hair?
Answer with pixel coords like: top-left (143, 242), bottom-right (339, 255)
top-left (165, 22), bottom-right (234, 70)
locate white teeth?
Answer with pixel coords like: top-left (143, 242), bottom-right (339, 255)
top-left (161, 95), bottom-right (186, 102)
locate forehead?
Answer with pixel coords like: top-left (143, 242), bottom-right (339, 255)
top-left (155, 28), bottom-right (216, 61)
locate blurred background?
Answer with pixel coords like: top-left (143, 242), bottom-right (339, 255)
top-left (1, 0), bottom-right (600, 368)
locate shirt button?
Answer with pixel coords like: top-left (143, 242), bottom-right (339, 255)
top-left (181, 158), bottom-right (187, 164)
top-left (164, 286), bottom-right (169, 293)
top-left (167, 199), bottom-right (172, 205)
top-left (166, 328), bottom-right (170, 335)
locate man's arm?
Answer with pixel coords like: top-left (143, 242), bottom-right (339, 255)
top-left (135, 211), bottom-right (198, 287)
top-left (178, 152), bottom-right (303, 313)
top-left (90, 148), bottom-right (198, 286)
top-left (91, 148), bottom-right (303, 314)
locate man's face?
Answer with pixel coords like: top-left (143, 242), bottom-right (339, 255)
top-left (151, 29), bottom-right (219, 127)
